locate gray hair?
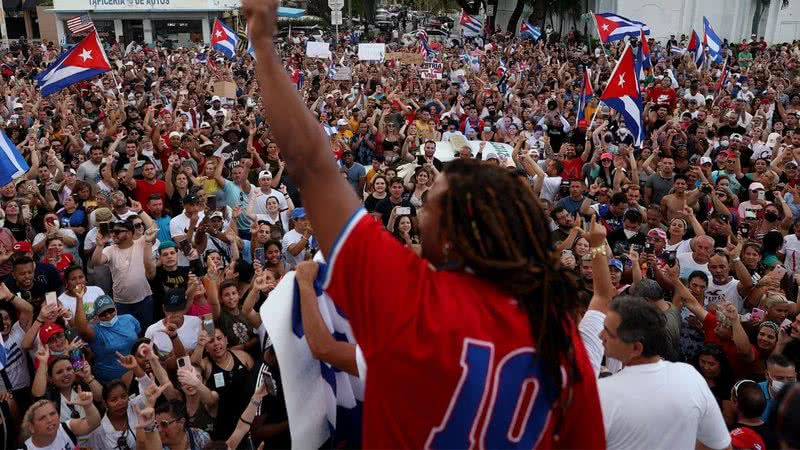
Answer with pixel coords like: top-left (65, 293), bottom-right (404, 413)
top-left (609, 296), bottom-right (668, 358)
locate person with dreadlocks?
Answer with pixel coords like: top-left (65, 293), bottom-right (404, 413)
top-left (243, 1), bottom-right (606, 448)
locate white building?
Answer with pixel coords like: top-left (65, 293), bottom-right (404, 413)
top-left (494, 0), bottom-right (800, 44)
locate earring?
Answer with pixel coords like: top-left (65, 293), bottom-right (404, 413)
top-left (442, 242), bottom-right (452, 259)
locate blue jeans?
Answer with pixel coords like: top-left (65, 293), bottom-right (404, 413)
top-left (116, 296), bottom-right (153, 331)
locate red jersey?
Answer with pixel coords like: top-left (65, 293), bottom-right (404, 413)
top-left (134, 179), bottom-right (167, 213)
top-left (323, 209), bottom-right (605, 449)
top-left (647, 86), bottom-right (678, 111)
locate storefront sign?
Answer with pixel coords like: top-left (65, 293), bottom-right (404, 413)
top-left (54, 0), bottom-right (213, 11)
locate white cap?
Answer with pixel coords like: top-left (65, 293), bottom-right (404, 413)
top-left (12, 103), bottom-right (23, 110)
top-left (700, 156), bottom-right (713, 165)
top-left (749, 182), bottom-right (765, 191)
top-left (211, 95), bottom-right (221, 102)
top-left (767, 132), bottom-right (781, 148)
top-left (168, 131), bottom-right (182, 139)
top-left (259, 170), bottom-right (273, 179)
top-left (337, 119), bottom-right (349, 126)
top-left (200, 122), bottom-right (212, 128)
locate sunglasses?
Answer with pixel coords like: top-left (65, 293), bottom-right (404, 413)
top-left (111, 229), bottom-right (129, 235)
top-left (133, 223), bottom-right (144, 229)
top-left (156, 418), bottom-right (180, 429)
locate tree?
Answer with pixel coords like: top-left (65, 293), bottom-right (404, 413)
top-left (751, 0), bottom-right (789, 36)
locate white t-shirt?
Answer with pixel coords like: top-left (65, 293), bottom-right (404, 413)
top-left (677, 252), bottom-right (712, 280)
top-left (169, 211), bottom-right (206, 267)
top-left (666, 239), bottom-right (692, 255)
top-left (23, 422), bottom-right (77, 450)
top-left (101, 238), bottom-right (152, 305)
top-left (783, 234), bottom-right (800, 274)
top-left (58, 286), bottom-right (105, 320)
top-left (144, 315), bottom-right (201, 354)
top-left (579, 310), bottom-right (622, 377)
top-left (599, 360), bottom-right (731, 450)
top-left (253, 190), bottom-right (289, 215)
top-left (1, 322), bottom-right (30, 391)
top-left (537, 176), bottom-right (563, 203)
top-left (84, 410), bottom-right (138, 450)
top-left (282, 229), bottom-right (313, 269)
top-left (705, 278), bottom-right (745, 312)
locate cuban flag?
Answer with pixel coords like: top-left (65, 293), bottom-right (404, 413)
top-left (460, 11), bottom-right (483, 37)
top-left (260, 267), bottom-right (364, 449)
top-left (715, 57), bottom-right (729, 99)
top-left (600, 43), bottom-right (644, 145)
top-left (35, 31), bottom-right (111, 97)
top-left (417, 30), bottom-right (435, 60)
top-left (688, 30), bottom-right (705, 67)
top-left (635, 27), bottom-right (651, 80)
top-left (594, 13), bottom-right (650, 43)
top-left (703, 16), bottom-right (723, 63)
top-left (0, 130), bottom-right (30, 188)
top-left (577, 67), bottom-right (593, 123)
top-left (211, 19), bottom-right (239, 60)
top-left (520, 20), bottom-right (541, 40)
top-left (461, 52), bottom-right (480, 72)
top-left (246, 25), bottom-right (256, 61)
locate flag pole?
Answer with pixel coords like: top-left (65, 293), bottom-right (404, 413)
top-left (590, 11), bottom-right (612, 70)
top-left (712, 56), bottom-right (728, 106)
top-left (588, 101), bottom-right (603, 129)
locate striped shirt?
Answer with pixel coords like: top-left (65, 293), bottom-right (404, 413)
top-left (0, 323), bottom-right (30, 392)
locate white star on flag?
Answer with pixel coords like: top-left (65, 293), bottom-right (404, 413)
top-left (215, 30), bottom-right (223, 38)
top-left (617, 73), bottom-right (626, 88)
top-left (79, 49), bottom-right (92, 62)
top-left (602, 24), bottom-right (609, 31)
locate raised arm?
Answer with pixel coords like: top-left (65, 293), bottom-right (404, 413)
top-left (245, 0), bottom-right (361, 258)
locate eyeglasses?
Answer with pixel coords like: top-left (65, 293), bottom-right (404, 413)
top-left (156, 418), bottom-right (180, 429)
top-left (111, 229), bottom-right (128, 235)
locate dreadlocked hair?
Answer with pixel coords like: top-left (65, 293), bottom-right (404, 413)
top-left (441, 159), bottom-right (583, 435)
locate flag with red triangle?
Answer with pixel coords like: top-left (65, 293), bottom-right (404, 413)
top-left (577, 67), bottom-right (593, 123)
top-left (635, 27), bottom-right (651, 80)
top-left (35, 31), bottom-right (111, 97)
top-left (715, 57), bottom-right (729, 99)
top-left (600, 43), bottom-right (644, 145)
top-left (594, 13), bottom-right (650, 43)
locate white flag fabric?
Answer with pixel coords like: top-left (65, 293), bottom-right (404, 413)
top-left (260, 268), bottom-right (364, 448)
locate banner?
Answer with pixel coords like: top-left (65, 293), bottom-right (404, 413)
top-left (357, 43), bottom-right (385, 61)
top-left (306, 41), bottom-right (331, 59)
top-left (419, 62), bottom-right (444, 79)
top-left (386, 52), bottom-right (424, 65)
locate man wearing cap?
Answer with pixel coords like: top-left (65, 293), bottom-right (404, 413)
top-left (169, 193), bottom-right (206, 266)
top-left (92, 218), bottom-right (158, 328)
top-left (145, 287), bottom-right (200, 355)
top-left (4, 255), bottom-right (62, 316)
top-left (282, 208), bottom-right (315, 269)
top-left (207, 95), bottom-right (227, 118)
top-left (253, 170), bottom-right (289, 215)
top-left (738, 182), bottom-right (768, 220)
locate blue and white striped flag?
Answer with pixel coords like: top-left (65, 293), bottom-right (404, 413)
top-left (260, 266), bottom-right (364, 449)
top-left (0, 130), bottom-right (29, 188)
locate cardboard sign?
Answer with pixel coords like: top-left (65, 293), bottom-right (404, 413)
top-left (332, 66), bottom-right (352, 81)
top-left (213, 81), bottom-right (237, 99)
top-left (419, 62), bottom-right (444, 80)
top-left (386, 52), bottom-right (424, 65)
top-left (306, 41), bottom-right (331, 59)
top-left (358, 43), bottom-right (386, 61)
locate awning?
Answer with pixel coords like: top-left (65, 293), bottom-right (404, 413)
top-left (278, 7), bottom-right (305, 17)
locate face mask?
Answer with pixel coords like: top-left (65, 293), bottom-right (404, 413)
top-left (720, 140), bottom-right (730, 147)
top-left (770, 379), bottom-right (786, 397)
top-left (483, 127), bottom-right (492, 133)
top-left (624, 229), bottom-right (638, 239)
top-left (98, 314), bottom-right (119, 328)
top-left (765, 212), bottom-right (779, 222)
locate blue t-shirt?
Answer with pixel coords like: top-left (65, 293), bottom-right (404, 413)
top-left (221, 181), bottom-right (254, 231)
top-left (155, 215), bottom-right (172, 243)
top-left (90, 314), bottom-right (141, 383)
top-left (556, 196), bottom-right (584, 216)
top-left (759, 381), bottom-right (774, 422)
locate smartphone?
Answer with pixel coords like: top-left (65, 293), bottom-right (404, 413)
top-left (751, 307), bottom-right (766, 322)
top-left (99, 222), bottom-right (110, 237)
top-left (254, 247), bottom-right (266, 266)
top-left (64, 328), bottom-right (77, 342)
top-left (257, 365), bottom-right (279, 396)
top-left (45, 291), bottom-right (57, 307)
top-left (666, 251), bottom-right (677, 268)
top-left (21, 204), bottom-right (31, 221)
top-left (739, 222), bottom-right (751, 236)
top-left (644, 242), bottom-right (654, 254)
top-left (207, 195), bottom-right (217, 211)
top-left (178, 239), bottom-right (192, 255)
top-left (69, 348), bottom-right (84, 371)
top-left (138, 374), bottom-right (155, 392)
top-left (396, 206), bottom-right (411, 215)
top-left (202, 315), bottom-right (214, 335)
top-left (177, 356), bottom-right (191, 369)
top-left (758, 191), bottom-right (766, 201)
top-left (561, 249), bottom-right (573, 258)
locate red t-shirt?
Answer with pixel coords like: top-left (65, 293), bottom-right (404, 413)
top-left (134, 179), bottom-right (167, 213)
top-left (703, 313), bottom-right (757, 378)
top-left (647, 87), bottom-right (678, 111)
top-left (561, 158), bottom-right (584, 180)
top-left (323, 209), bottom-right (605, 449)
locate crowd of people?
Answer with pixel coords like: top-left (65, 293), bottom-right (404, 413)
top-left (0, 0), bottom-right (800, 447)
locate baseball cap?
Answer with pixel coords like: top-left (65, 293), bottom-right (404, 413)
top-left (169, 131), bottom-right (182, 139)
top-left (700, 156), bottom-right (713, 166)
top-left (600, 153), bottom-right (613, 160)
top-left (749, 182), bottom-right (765, 191)
top-left (647, 228), bottom-right (667, 242)
top-left (767, 132), bottom-right (782, 148)
top-left (200, 122), bottom-right (212, 129)
top-left (336, 119), bottom-right (349, 126)
top-left (95, 207), bottom-right (113, 223)
top-left (93, 295), bottom-right (115, 316)
top-left (578, 119), bottom-right (588, 128)
top-left (12, 241), bottom-right (31, 253)
top-left (183, 193), bottom-right (201, 204)
top-left (259, 170), bottom-right (273, 179)
top-left (209, 211), bottom-right (224, 220)
top-left (158, 240), bottom-right (177, 252)
top-left (211, 95), bottom-right (221, 102)
top-left (730, 133), bottom-right (743, 142)
top-left (12, 103), bottom-right (22, 110)
top-left (291, 207), bottom-right (307, 220)
top-left (163, 288), bottom-right (187, 312)
top-left (608, 258), bottom-right (623, 271)
top-left (729, 427), bottom-right (765, 450)
top-left (719, 150), bottom-right (734, 158)
top-left (38, 322), bottom-right (64, 344)
top-left (485, 152), bottom-right (499, 161)
top-left (787, 160), bottom-right (799, 169)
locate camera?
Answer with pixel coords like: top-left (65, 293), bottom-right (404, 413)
top-left (701, 184), bottom-right (713, 194)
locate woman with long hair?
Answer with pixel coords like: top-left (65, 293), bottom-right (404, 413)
top-left (243, 10), bottom-right (605, 445)
top-left (21, 395), bottom-right (100, 450)
top-left (3, 199), bottom-right (32, 242)
top-left (693, 344), bottom-right (734, 405)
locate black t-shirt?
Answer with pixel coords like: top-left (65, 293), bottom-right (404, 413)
top-left (4, 262), bottom-right (63, 316)
top-left (374, 197), bottom-right (416, 226)
top-left (151, 265), bottom-right (190, 295)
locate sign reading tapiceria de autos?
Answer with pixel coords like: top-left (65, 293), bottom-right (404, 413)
top-left (53, 0), bottom-right (223, 10)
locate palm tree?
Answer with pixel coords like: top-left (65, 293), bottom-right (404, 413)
top-left (751, 0), bottom-right (789, 35)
